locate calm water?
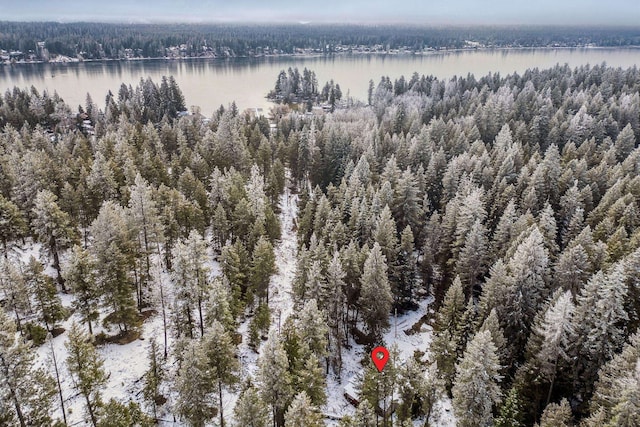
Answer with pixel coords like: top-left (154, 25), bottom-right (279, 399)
top-left (1, 48), bottom-right (639, 116)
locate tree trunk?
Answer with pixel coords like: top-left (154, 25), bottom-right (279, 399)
top-left (85, 394), bottom-right (98, 427)
top-left (50, 236), bottom-right (65, 291)
top-left (1, 356), bottom-right (27, 427)
top-left (218, 380), bottom-right (225, 427)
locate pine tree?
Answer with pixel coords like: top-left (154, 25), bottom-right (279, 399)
top-left (589, 333), bottom-right (640, 424)
top-left (221, 239), bottom-right (251, 304)
top-left (205, 276), bottom-right (236, 334)
top-left (97, 399), bottom-right (154, 427)
top-left (234, 386), bottom-right (269, 427)
top-left (298, 354), bottom-right (327, 407)
top-left (258, 330), bottom-right (293, 427)
top-left (63, 245), bottom-right (100, 334)
top-left (536, 399), bottom-right (572, 427)
top-left (456, 218), bottom-right (489, 295)
top-left (397, 225), bottom-right (417, 308)
top-left (65, 322), bottom-right (108, 427)
top-left (0, 194), bottom-right (27, 258)
top-left (142, 337), bottom-right (165, 420)
top-left (89, 201), bottom-right (139, 333)
top-left (324, 251), bottom-right (347, 376)
top-left (24, 257), bottom-right (66, 332)
top-left (572, 265), bottom-right (629, 400)
top-left (251, 236), bottom-right (277, 304)
top-left (32, 189), bottom-right (79, 289)
top-left (0, 260), bottom-right (30, 333)
top-left (531, 290), bottom-right (575, 405)
top-left (452, 330), bottom-right (502, 427)
top-left (197, 321), bottom-right (238, 427)
top-left (284, 391), bottom-right (323, 427)
top-left (494, 387), bottom-right (525, 427)
top-left (171, 230), bottom-right (209, 338)
top-left (353, 400), bottom-right (376, 427)
top-left (297, 299), bottom-right (329, 360)
top-left (431, 277), bottom-right (466, 392)
top-left (175, 340), bottom-right (216, 427)
top-left (358, 242), bottom-right (393, 339)
top-left (0, 308), bottom-right (57, 427)
top-left (128, 173), bottom-right (164, 310)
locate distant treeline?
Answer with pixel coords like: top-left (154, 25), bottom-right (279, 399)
top-left (1, 22), bottom-right (640, 59)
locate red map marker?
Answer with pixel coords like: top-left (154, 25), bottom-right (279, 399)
top-left (371, 346), bottom-right (389, 372)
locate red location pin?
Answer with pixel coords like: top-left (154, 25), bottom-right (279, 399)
top-left (371, 346), bottom-right (390, 372)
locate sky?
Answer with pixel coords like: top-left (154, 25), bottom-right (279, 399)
top-left (0, 0), bottom-right (638, 25)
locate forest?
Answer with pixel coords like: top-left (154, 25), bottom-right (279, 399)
top-left (1, 22), bottom-right (640, 60)
top-left (1, 61), bottom-right (640, 427)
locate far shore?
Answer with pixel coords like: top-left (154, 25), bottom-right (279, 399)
top-left (4, 45), bottom-right (640, 67)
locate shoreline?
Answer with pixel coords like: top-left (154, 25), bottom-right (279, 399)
top-left (4, 45), bottom-right (640, 67)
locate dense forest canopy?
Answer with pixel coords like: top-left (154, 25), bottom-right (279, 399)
top-left (1, 61), bottom-right (640, 426)
top-left (1, 22), bottom-right (640, 59)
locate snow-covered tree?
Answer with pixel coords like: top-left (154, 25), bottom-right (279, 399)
top-left (89, 201), bottom-right (139, 332)
top-left (171, 230), bottom-right (209, 338)
top-left (201, 320), bottom-right (240, 427)
top-left (63, 245), bottom-right (100, 334)
top-left (284, 391), bottom-right (323, 427)
top-left (24, 257), bottom-right (65, 333)
top-left (127, 173), bottom-right (164, 309)
top-left (452, 330), bottom-right (502, 427)
top-left (358, 242), bottom-right (393, 339)
top-left (31, 189), bottom-right (78, 289)
top-left (234, 386), bottom-right (269, 427)
top-left (257, 330), bottom-right (293, 427)
top-left (536, 399), bottom-right (572, 427)
top-left (251, 235), bottom-right (277, 303)
top-left (174, 339), bottom-right (216, 427)
top-left (0, 194), bottom-right (27, 258)
top-left (0, 308), bottom-right (57, 427)
top-left (65, 322), bottom-right (108, 427)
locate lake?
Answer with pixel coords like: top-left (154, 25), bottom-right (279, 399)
top-left (1, 48), bottom-right (639, 116)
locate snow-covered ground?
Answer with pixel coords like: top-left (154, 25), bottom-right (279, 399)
top-left (28, 182), bottom-right (454, 426)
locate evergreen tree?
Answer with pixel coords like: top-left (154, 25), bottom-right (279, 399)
top-left (0, 260), bottom-right (30, 333)
top-left (63, 245), bottom-right (100, 334)
top-left (97, 399), bottom-right (154, 427)
top-left (89, 201), bottom-right (139, 332)
top-left (452, 330), bottom-right (502, 427)
top-left (175, 340), bottom-right (216, 427)
top-left (142, 337), bottom-right (165, 420)
top-left (397, 225), bottom-right (417, 308)
top-left (572, 265), bottom-right (629, 401)
top-left (324, 251), bottom-right (347, 376)
top-left (65, 322), bottom-right (108, 427)
top-left (0, 308), bottom-right (57, 427)
top-left (31, 189), bottom-right (79, 289)
top-left (0, 194), bottom-right (27, 258)
top-left (171, 230), bottom-right (209, 338)
top-left (358, 242), bottom-right (393, 339)
top-left (258, 330), bottom-right (293, 427)
top-left (536, 399), bottom-right (572, 427)
top-left (431, 277), bottom-right (466, 392)
top-left (494, 387), bottom-right (525, 427)
top-left (532, 290), bottom-right (575, 405)
top-left (353, 399), bottom-right (376, 427)
top-left (251, 236), bottom-right (277, 304)
top-left (234, 386), bottom-right (269, 427)
top-left (128, 173), bottom-right (164, 310)
top-left (284, 391), bottom-right (323, 427)
top-left (201, 320), bottom-right (240, 427)
top-left (24, 257), bottom-right (66, 332)
top-left (297, 299), bottom-right (329, 360)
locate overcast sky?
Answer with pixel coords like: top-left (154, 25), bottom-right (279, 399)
top-left (0, 0), bottom-right (638, 25)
